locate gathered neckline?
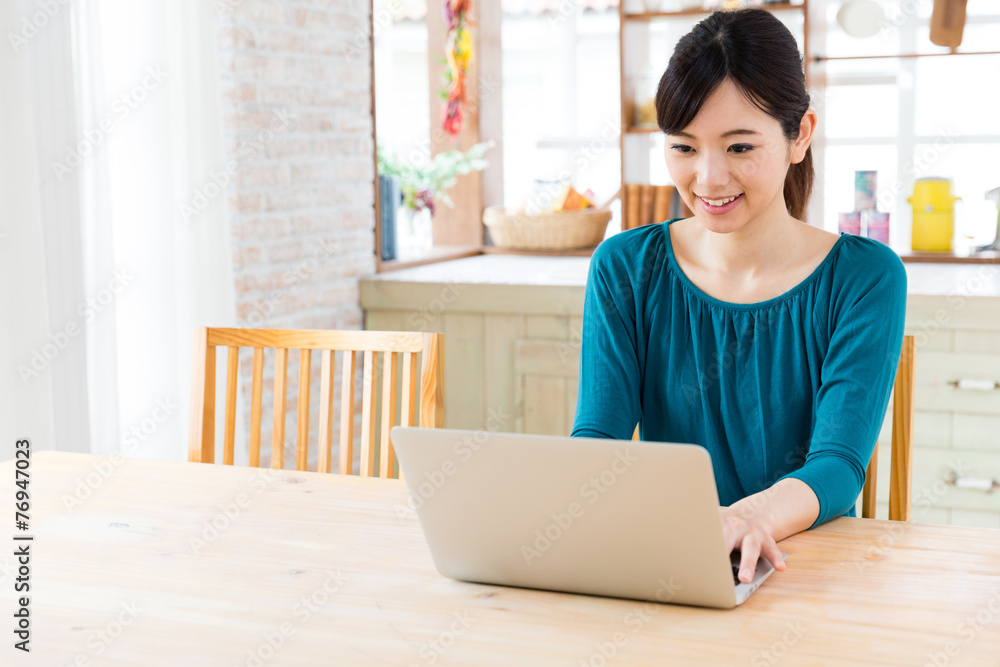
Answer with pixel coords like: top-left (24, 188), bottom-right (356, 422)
top-left (660, 218), bottom-right (849, 311)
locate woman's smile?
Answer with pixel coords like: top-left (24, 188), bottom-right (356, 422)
top-left (697, 193), bottom-right (744, 214)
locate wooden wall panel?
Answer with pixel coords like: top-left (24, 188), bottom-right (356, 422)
top-left (443, 313), bottom-right (485, 430)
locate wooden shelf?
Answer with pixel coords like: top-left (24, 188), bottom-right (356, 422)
top-left (624, 2), bottom-right (804, 21)
top-left (898, 249), bottom-right (1000, 265)
top-left (626, 126), bottom-right (661, 134)
top-left (377, 245), bottom-right (483, 272)
top-left (378, 243), bottom-right (601, 270)
top-left (481, 245), bottom-right (597, 257)
top-left (815, 50), bottom-right (1000, 62)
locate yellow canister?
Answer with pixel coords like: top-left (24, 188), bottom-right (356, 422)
top-left (909, 178), bottom-right (960, 251)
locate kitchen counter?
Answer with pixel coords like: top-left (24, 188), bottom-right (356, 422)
top-left (361, 253), bottom-right (1000, 301)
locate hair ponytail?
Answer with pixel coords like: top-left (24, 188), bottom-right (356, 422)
top-left (784, 144), bottom-right (814, 222)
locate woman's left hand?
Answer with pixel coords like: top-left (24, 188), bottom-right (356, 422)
top-left (720, 505), bottom-right (787, 584)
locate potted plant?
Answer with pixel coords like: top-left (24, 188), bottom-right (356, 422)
top-left (377, 140), bottom-right (494, 252)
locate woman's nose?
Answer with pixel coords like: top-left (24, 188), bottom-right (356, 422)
top-left (695, 151), bottom-right (730, 189)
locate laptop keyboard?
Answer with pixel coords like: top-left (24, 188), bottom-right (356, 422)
top-left (731, 563), bottom-right (742, 585)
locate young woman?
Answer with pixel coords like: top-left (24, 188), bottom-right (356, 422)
top-left (572, 9), bottom-right (907, 584)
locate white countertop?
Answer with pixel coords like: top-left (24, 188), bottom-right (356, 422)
top-left (362, 254), bottom-right (1000, 299)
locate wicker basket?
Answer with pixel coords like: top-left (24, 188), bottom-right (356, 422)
top-left (483, 206), bottom-right (612, 251)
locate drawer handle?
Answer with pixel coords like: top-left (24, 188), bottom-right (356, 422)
top-left (945, 470), bottom-right (999, 493)
top-left (948, 378), bottom-right (1000, 392)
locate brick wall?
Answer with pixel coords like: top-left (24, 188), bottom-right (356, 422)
top-left (216, 0), bottom-right (375, 469)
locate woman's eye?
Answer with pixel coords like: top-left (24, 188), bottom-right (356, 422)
top-left (730, 144), bottom-right (754, 154)
top-left (670, 145), bottom-right (693, 154)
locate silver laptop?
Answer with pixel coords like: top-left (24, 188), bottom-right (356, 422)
top-left (390, 427), bottom-right (785, 609)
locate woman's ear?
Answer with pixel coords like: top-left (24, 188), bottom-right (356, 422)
top-left (790, 109), bottom-right (817, 164)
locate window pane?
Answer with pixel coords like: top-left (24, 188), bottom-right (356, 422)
top-left (503, 9), bottom-right (621, 209)
top-left (576, 25), bottom-right (620, 138)
top-left (914, 50), bottom-right (1000, 136)
top-left (374, 18), bottom-right (429, 158)
top-left (502, 14), bottom-right (568, 207)
top-left (823, 85), bottom-right (899, 138)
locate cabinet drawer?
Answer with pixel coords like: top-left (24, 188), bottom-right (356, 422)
top-left (869, 445), bottom-right (1000, 516)
top-left (914, 351), bottom-right (1000, 416)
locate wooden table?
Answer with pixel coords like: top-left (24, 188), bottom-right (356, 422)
top-left (3, 452), bottom-right (1000, 666)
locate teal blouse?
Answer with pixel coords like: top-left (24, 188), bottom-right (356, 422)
top-left (571, 218), bottom-right (907, 528)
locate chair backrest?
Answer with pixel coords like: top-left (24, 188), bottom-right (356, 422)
top-left (188, 328), bottom-right (444, 478)
top-left (862, 335), bottom-right (916, 521)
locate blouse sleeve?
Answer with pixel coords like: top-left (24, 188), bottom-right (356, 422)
top-left (571, 242), bottom-right (642, 440)
top-left (779, 246), bottom-right (908, 528)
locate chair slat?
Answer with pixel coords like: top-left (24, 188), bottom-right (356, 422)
top-left (249, 347), bottom-right (264, 467)
top-left (862, 334), bottom-right (916, 521)
top-left (889, 336), bottom-right (915, 522)
top-left (339, 351), bottom-right (356, 475)
top-left (187, 328), bottom-right (216, 464)
top-left (400, 352), bottom-right (417, 427)
top-left (224, 346), bottom-right (239, 465)
top-left (318, 349), bottom-right (334, 474)
top-left (360, 351), bottom-right (377, 477)
top-left (296, 349), bottom-right (311, 472)
top-left (380, 352), bottom-right (398, 478)
top-left (419, 334), bottom-right (445, 428)
top-left (862, 444), bottom-right (878, 519)
top-left (273, 348), bottom-right (288, 469)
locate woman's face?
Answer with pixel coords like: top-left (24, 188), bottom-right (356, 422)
top-left (664, 78), bottom-right (808, 233)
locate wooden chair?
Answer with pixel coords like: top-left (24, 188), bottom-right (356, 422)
top-left (862, 335), bottom-right (916, 521)
top-left (629, 335), bottom-right (916, 521)
top-left (187, 328), bottom-right (444, 478)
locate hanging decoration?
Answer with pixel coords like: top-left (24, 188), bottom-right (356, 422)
top-left (441, 0), bottom-right (473, 138)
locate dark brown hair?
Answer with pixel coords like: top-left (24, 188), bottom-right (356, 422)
top-left (655, 8), bottom-right (813, 221)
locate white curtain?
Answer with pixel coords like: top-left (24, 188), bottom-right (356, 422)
top-left (0, 1), bottom-right (57, 462)
top-left (3, 0), bottom-right (239, 461)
